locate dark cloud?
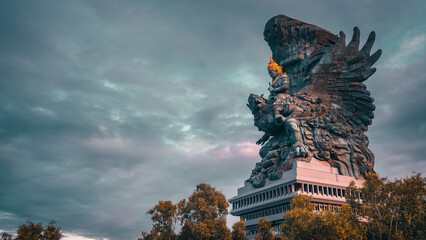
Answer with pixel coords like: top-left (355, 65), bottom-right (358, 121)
top-left (0, 0), bottom-right (425, 239)
top-left (368, 56), bottom-right (426, 178)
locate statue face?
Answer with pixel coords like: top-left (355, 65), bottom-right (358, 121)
top-left (268, 69), bottom-right (278, 78)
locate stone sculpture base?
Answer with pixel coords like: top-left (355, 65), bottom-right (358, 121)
top-left (229, 160), bottom-right (364, 239)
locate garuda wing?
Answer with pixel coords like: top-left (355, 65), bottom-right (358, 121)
top-left (301, 27), bottom-right (382, 132)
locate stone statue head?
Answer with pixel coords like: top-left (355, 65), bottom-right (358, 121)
top-left (267, 57), bottom-right (284, 78)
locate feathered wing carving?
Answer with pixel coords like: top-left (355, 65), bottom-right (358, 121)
top-left (305, 28), bottom-right (382, 132)
top-left (247, 15), bottom-right (381, 188)
top-left (298, 27), bottom-right (381, 179)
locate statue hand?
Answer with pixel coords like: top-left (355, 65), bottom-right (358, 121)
top-left (256, 134), bottom-right (270, 145)
top-left (292, 141), bottom-right (309, 158)
top-left (256, 138), bottom-right (266, 145)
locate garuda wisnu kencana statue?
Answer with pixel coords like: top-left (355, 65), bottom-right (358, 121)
top-left (247, 15), bottom-right (381, 188)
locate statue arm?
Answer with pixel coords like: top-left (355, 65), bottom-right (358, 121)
top-left (256, 133), bottom-right (271, 146)
top-left (268, 76), bottom-right (290, 93)
top-left (269, 85), bottom-right (288, 93)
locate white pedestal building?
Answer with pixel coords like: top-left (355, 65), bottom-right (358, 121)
top-left (229, 160), bottom-right (364, 239)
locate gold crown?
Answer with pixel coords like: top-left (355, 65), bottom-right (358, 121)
top-left (267, 57), bottom-right (284, 74)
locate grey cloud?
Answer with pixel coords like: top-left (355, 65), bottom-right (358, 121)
top-left (368, 57), bottom-right (426, 178)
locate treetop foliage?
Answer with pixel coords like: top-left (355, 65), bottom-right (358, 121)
top-left (346, 173), bottom-right (425, 240)
top-left (140, 183), bottom-right (232, 240)
top-left (254, 217), bottom-right (274, 240)
top-left (281, 195), bottom-right (365, 240)
top-left (231, 220), bottom-right (248, 240)
top-left (178, 183), bottom-right (230, 240)
top-left (2, 221), bottom-right (62, 240)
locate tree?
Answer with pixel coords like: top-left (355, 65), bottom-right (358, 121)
top-left (231, 220), bottom-right (248, 240)
top-left (2, 221), bottom-right (63, 240)
top-left (41, 222), bottom-right (62, 240)
top-left (1, 232), bottom-right (14, 240)
top-left (177, 183), bottom-right (231, 240)
top-left (316, 205), bottom-right (366, 240)
top-left (140, 183), bottom-right (231, 240)
top-left (254, 217), bottom-right (275, 240)
top-left (281, 195), bottom-right (316, 240)
top-left (281, 194), bottom-right (365, 240)
top-left (139, 201), bottom-right (177, 240)
top-left (16, 222), bottom-right (43, 240)
top-left (346, 173), bottom-right (426, 240)
top-left (396, 173), bottom-right (426, 240)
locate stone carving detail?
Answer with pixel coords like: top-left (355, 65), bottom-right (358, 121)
top-left (247, 15), bottom-right (381, 188)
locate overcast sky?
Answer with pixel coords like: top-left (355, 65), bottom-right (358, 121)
top-left (1, 0), bottom-right (425, 239)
